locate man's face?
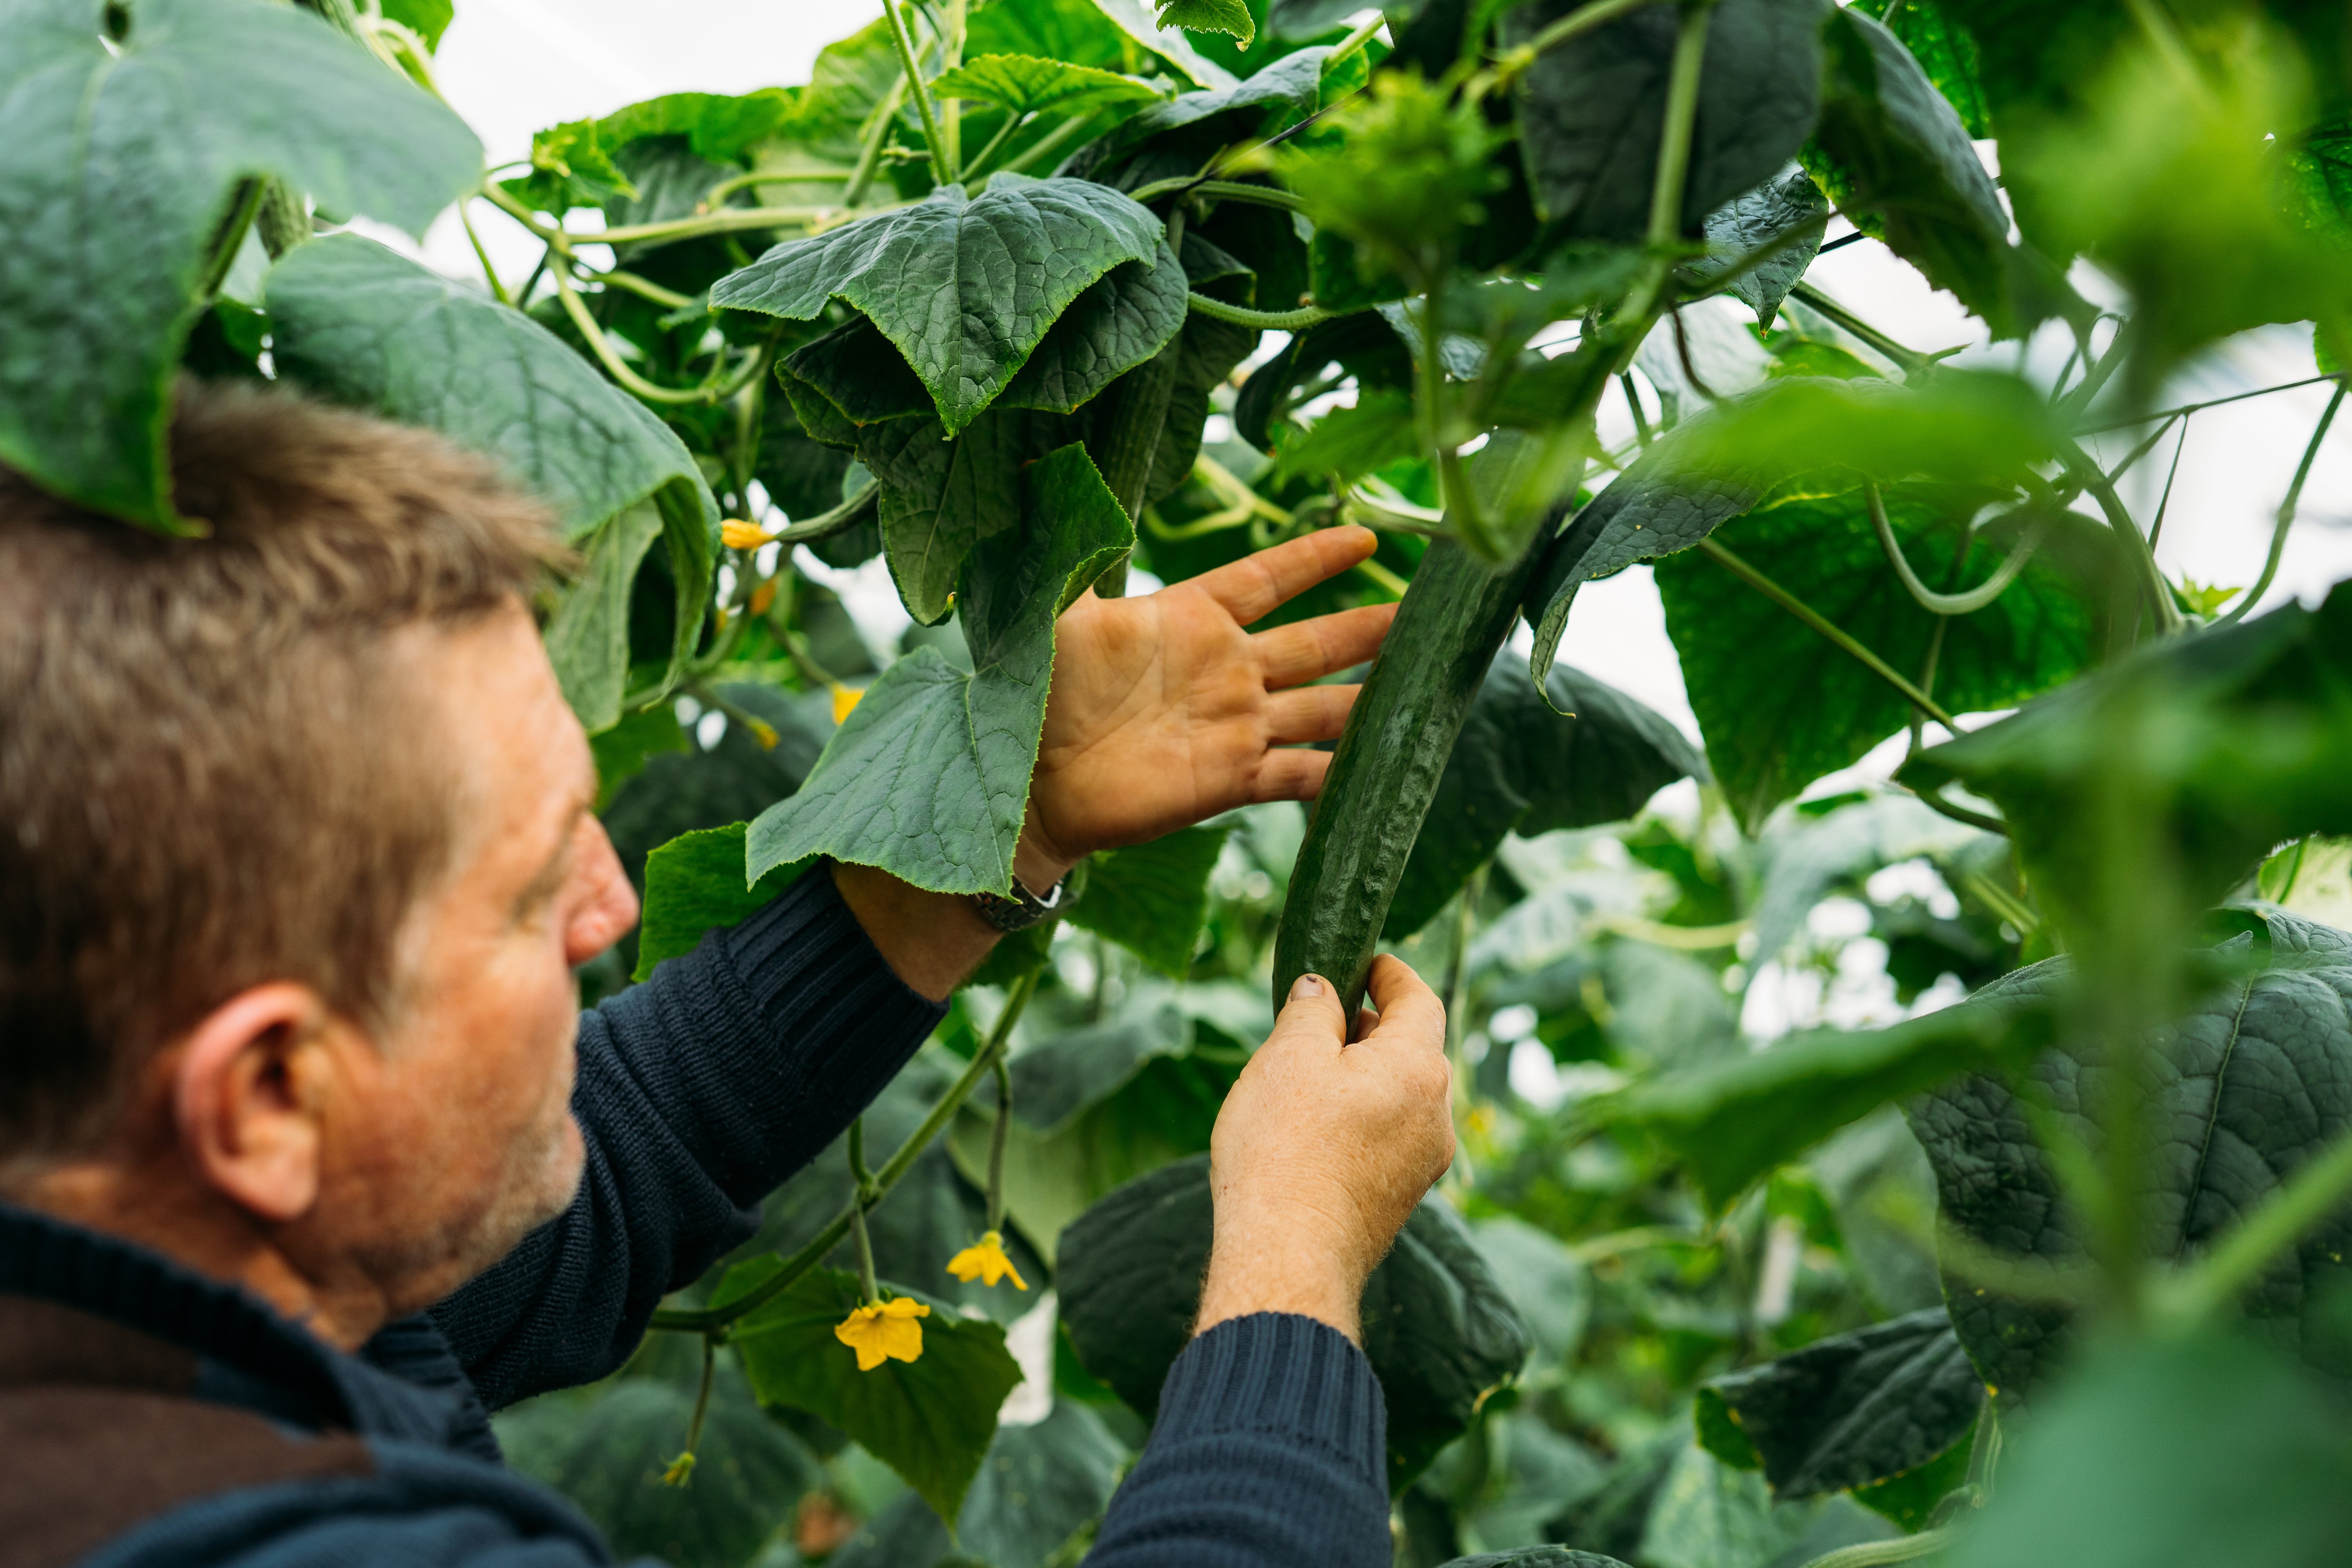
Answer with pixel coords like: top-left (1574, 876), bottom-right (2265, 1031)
top-left (308, 601), bottom-right (637, 1317)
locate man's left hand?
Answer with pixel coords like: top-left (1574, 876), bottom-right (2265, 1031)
top-left (1015, 525), bottom-right (1397, 888)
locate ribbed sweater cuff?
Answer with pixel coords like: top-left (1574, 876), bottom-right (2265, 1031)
top-left (1152, 1313), bottom-right (1387, 1488)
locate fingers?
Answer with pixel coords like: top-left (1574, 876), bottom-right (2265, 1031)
top-left (1190, 525), bottom-right (1378, 626)
top-left (1265, 684), bottom-right (1357, 746)
top-left (1252, 601), bottom-right (1399, 690)
top-left (1361, 954), bottom-right (1448, 1054)
top-left (1251, 746), bottom-right (1332, 804)
top-left (1266, 971), bottom-right (1348, 1052)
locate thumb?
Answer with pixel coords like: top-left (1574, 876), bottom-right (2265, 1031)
top-left (1267, 971), bottom-right (1347, 1050)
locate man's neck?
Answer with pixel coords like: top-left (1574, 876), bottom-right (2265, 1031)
top-left (19, 1161), bottom-right (390, 1351)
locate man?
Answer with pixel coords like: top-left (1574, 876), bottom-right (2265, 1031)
top-left (0, 383), bottom-right (1458, 1568)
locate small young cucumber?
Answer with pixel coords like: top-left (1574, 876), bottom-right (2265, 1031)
top-left (1271, 537), bottom-right (1547, 1017)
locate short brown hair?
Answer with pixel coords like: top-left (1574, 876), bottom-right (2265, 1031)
top-left (0, 381), bottom-right (558, 1171)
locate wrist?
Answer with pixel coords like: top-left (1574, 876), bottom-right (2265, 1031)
top-left (1194, 1207), bottom-right (1368, 1344)
top-left (1013, 800), bottom-right (1078, 896)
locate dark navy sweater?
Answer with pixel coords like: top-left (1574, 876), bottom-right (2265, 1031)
top-left (0, 871), bottom-right (1392, 1567)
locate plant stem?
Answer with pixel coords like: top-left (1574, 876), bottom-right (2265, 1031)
top-left (939, 0), bottom-right (966, 178)
top-left (1187, 293), bottom-right (1334, 330)
top-left (1128, 176), bottom-right (1308, 211)
top-left (549, 258), bottom-right (765, 405)
top-left (648, 967), bottom-right (1043, 1333)
top-left (1786, 282), bottom-right (1934, 372)
top-left (849, 1196), bottom-right (881, 1303)
top-left (995, 109), bottom-right (1101, 177)
top-left (1328, 9), bottom-right (1389, 64)
top-left (985, 1058), bottom-right (1012, 1232)
top-left (882, 0), bottom-right (952, 186)
top-left (459, 204), bottom-right (511, 305)
top-left (961, 111), bottom-right (1028, 183)
top-left (846, 74), bottom-right (913, 207)
top-left (1790, 1532), bottom-right (1951, 1568)
top-left (592, 268), bottom-right (697, 310)
top-left (1494, 0), bottom-right (1655, 85)
top-left (2054, 316), bottom-right (2135, 423)
top-left (1647, 2), bottom-right (1715, 253)
top-left (1698, 536), bottom-right (1957, 728)
top-left (198, 179), bottom-right (267, 302)
top-left (2057, 438), bottom-right (2185, 635)
top-left (1868, 481), bottom-right (2051, 617)
top-left (256, 179), bottom-right (310, 259)
top-left (1620, 372), bottom-right (1654, 445)
top-left (2215, 382), bottom-right (2344, 626)
top-left (702, 169), bottom-right (853, 207)
top-left (2074, 374), bottom-right (2335, 436)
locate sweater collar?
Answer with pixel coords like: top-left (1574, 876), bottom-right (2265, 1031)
top-left (0, 1201), bottom-right (469, 1447)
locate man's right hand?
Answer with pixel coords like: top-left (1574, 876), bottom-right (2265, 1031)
top-left (1194, 955), bottom-right (1455, 1343)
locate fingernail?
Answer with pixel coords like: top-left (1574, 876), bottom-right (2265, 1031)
top-left (1289, 973), bottom-right (1325, 1002)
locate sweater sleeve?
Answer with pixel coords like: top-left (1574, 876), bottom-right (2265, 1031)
top-left (428, 869), bottom-right (945, 1409)
top-left (1088, 1313), bottom-right (1395, 1568)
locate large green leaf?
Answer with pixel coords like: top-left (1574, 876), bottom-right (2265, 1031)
top-left (542, 503), bottom-right (664, 734)
top-left (931, 53), bottom-right (1165, 118)
top-left (266, 235), bottom-right (723, 726)
top-left (1606, 990), bottom-right (2056, 1211)
top-left (1695, 167), bottom-right (1829, 330)
top-left (1064, 45), bottom-right (1327, 184)
top-left (1066, 826), bottom-right (1232, 975)
top-left (1910, 911), bottom-right (2352, 1405)
top-left (1805, 8), bottom-right (2031, 334)
top-left (1654, 484), bottom-right (2096, 831)
top-left (710, 176), bottom-right (1163, 436)
top-left (719, 1262), bottom-right (1023, 1524)
top-left (495, 1359), bottom-right (817, 1568)
top-left (1057, 1154), bottom-right (1530, 1488)
top-left (1945, 1332), bottom-right (2352, 1568)
top-left (1501, 0), bottom-right (1828, 243)
top-left (1387, 655), bottom-right (1704, 940)
top-left (1526, 371), bottom-right (2065, 696)
top-left (830, 1400), bottom-right (1129, 1568)
top-left (1158, 0), bottom-right (1255, 46)
top-left (0, 0), bottom-right (479, 530)
top-left (1006, 1002), bottom-right (1194, 1137)
top-left (1635, 1442), bottom-right (1829, 1568)
top-left (744, 443), bottom-right (1133, 895)
top-left (1433, 1555), bottom-right (1632, 1568)
top-left (1698, 1308), bottom-right (1983, 1499)
top-left (1852, 0), bottom-right (1988, 137)
top-left (1899, 583), bottom-right (2352, 931)
top-left (632, 822), bottom-right (812, 982)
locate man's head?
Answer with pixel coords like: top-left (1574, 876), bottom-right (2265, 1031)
top-left (0, 382), bottom-right (638, 1343)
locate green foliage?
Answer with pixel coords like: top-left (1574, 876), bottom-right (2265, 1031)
top-left (1388, 655), bottom-right (1703, 938)
top-left (1657, 483), bottom-right (2097, 828)
top-left (1058, 1155), bottom-right (1532, 1489)
top-left (1699, 1308), bottom-right (1982, 1498)
top-left (34, 0), bottom-right (2352, 1553)
top-left (633, 823), bottom-right (809, 981)
top-left (746, 445), bottom-right (1132, 895)
top-left (1946, 1332), bottom-right (2352, 1568)
top-left (1501, 0), bottom-right (1826, 242)
top-left (1065, 826), bottom-right (1230, 975)
top-left (1605, 990), bottom-right (2055, 1210)
top-left (0, 0), bottom-right (478, 530)
top-left (267, 235), bottom-right (720, 727)
top-left (713, 178), bottom-right (1165, 435)
top-left (715, 1262), bottom-right (1024, 1523)
top-left (1913, 911), bottom-right (2352, 1406)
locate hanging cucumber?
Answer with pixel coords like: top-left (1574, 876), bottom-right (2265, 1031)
top-left (1271, 537), bottom-right (1548, 1016)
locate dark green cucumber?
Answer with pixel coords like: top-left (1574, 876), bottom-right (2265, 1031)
top-left (1272, 537), bottom-right (1548, 1017)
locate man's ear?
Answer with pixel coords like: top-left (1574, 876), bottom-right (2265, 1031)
top-left (171, 983), bottom-right (334, 1224)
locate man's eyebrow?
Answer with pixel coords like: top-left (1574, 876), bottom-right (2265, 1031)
top-left (512, 795), bottom-right (591, 920)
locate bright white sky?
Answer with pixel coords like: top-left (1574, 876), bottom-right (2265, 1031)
top-left (393, 0), bottom-right (2352, 759)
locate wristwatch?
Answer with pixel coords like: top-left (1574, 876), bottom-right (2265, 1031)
top-left (969, 871), bottom-right (1073, 933)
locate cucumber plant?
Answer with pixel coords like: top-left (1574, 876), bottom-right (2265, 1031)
top-left (15, 0), bottom-right (2352, 1563)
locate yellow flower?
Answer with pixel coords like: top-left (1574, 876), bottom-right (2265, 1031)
top-left (661, 1451), bottom-right (696, 1487)
top-left (748, 579), bottom-right (778, 617)
top-left (947, 1230), bottom-right (1028, 1291)
top-left (721, 518), bottom-right (773, 550)
top-left (834, 1296), bottom-right (929, 1371)
top-left (831, 683), bottom-right (866, 724)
